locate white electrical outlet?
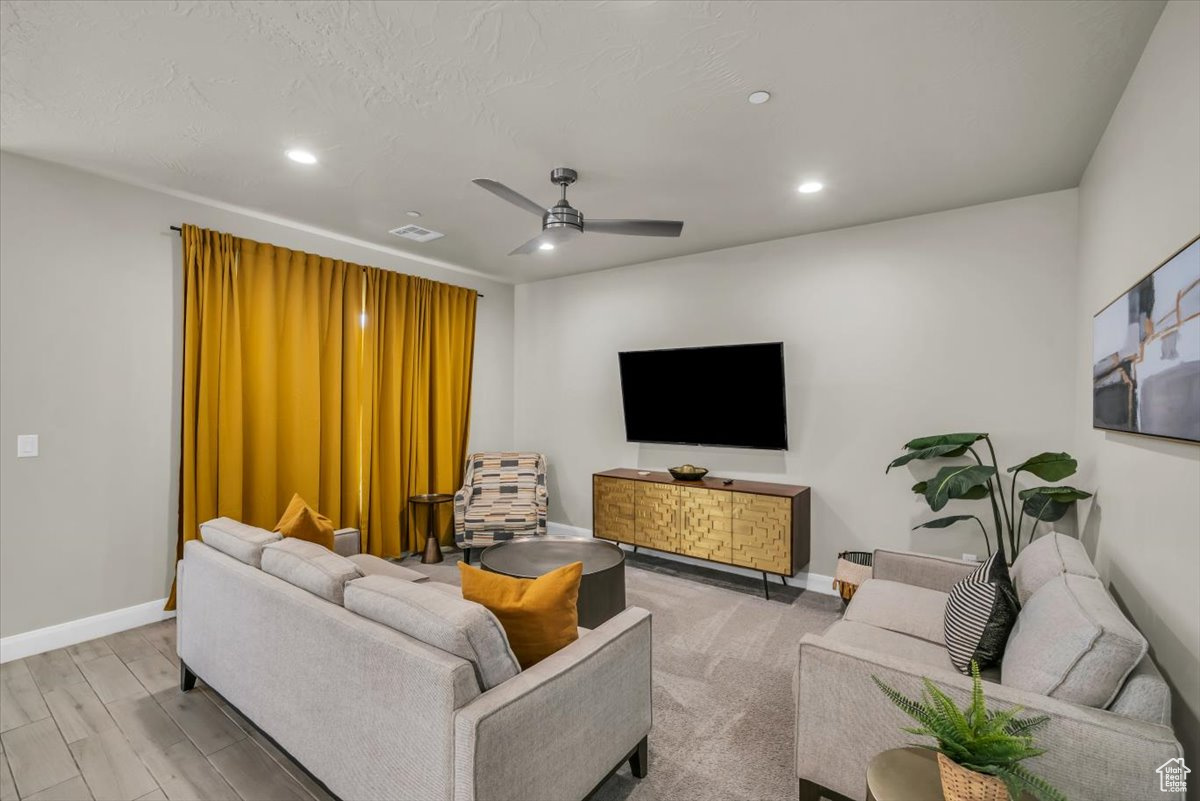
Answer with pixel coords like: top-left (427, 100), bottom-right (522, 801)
top-left (17, 434), bottom-right (38, 458)
top-left (963, 552), bottom-right (979, 563)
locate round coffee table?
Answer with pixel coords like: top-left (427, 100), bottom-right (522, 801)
top-left (409, 493), bottom-right (454, 564)
top-left (479, 536), bottom-right (626, 628)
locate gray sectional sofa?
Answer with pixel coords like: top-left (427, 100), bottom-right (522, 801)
top-left (177, 518), bottom-right (653, 801)
top-left (796, 534), bottom-right (1184, 801)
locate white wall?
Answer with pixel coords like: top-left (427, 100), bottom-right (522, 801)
top-left (515, 190), bottom-right (1080, 577)
top-left (0, 151), bottom-right (514, 639)
top-left (1073, 0), bottom-right (1200, 766)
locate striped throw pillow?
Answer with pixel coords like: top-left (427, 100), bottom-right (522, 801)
top-left (944, 553), bottom-right (1020, 673)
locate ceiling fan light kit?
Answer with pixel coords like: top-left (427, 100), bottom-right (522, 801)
top-left (473, 167), bottom-right (685, 256)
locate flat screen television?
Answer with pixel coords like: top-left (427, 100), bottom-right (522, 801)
top-left (618, 342), bottom-right (788, 450)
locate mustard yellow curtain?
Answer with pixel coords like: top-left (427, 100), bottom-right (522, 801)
top-left (361, 272), bottom-right (477, 556)
top-left (169, 225), bottom-right (476, 607)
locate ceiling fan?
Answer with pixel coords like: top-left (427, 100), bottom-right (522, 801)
top-left (473, 167), bottom-right (684, 255)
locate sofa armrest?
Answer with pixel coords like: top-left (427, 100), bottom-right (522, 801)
top-left (332, 528), bottom-right (360, 557)
top-left (453, 607), bottom-right (652, 801)
top-left (795, 633), bottom-right (1182, 801)
top-left (871, 549), bottom-right (976, 592)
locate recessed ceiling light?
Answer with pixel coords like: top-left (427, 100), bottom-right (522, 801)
top-left (539, 242), bottom-right (555, 251)
top-left (286, 149), bottom-right (318, 165)
top-left (797, 181), bottom-right (824, 194)
top-left (405, 210), bottom-right (422, 218)
top-left (747, 91), bottom-right (771, 105)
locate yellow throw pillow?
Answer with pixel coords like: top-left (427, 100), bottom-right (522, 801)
top-left (459, 560), bottom-right (582, 669)
top-left (274, 493), bottom-right (335, 551)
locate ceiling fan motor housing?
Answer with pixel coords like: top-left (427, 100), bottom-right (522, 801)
top-left (545, 202), bottom-right (583, 233)
top-left (545, 167), bottom-right (583, 232)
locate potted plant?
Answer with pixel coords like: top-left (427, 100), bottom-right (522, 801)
top-left (886, 432), bottom-right (1091, 563)
top-left (873, 662), bottom-right (1066, 801)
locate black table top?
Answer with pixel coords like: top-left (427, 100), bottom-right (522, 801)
top-left (480, 536), bottom-right (625, 578)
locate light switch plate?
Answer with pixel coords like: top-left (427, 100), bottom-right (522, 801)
top-left (17, 434), bottom-right (38, 458)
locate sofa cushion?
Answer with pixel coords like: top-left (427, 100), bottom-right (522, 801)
top-left (462, 499), bottom-right (539, 533)
top-left (820, 620), bottom-right (1002, 682)
top-left (943, 553), bottom-right (1020, 673)
top-left (274, 493), bottom-right (335, 551)
top-left (844, 579), bottom-right (948, 645)
top-left (1002, 574), bottom-right (1147, 708)
top-left (822, 620), bottom-right (956, 673)
top-left (459, 560), bottom-right (582, 669)
top-left (344, 574), bottom-right (520, 690)
top-left (261, 538), bottom-right (362, 606)
top-left (347, 554), bottom-right (429, 583)
top-left (199, 517), bottom-right (281, 568)
top-left (1011, 532), bottom-right (1099, 604)
top-left (420, 581), bottom-right (592, 637)
top-left (426, 581), bottom-right (465, 598)
top-left (1107, 655), bottom-right (1172, 725)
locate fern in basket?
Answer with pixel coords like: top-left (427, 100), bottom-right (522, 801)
top-left (872, 662), bottom-right (1067, 801)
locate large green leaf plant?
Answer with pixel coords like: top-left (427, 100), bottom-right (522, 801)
top-left (873, 662), bottom-right (1067, 801)
top-left (887, 433), bottom-right (1091, 563)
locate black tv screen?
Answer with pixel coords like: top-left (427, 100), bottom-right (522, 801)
top-left (618, 343), bottom-right (788, 450)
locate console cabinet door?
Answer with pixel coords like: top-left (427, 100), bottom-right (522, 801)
top-left (731, 494), bottom-right (792, 574)
top-left (593, 477), bottom-right (635, 543)
top-left (679, 486), bottom-right (732, 563)
top-left (635, 483), bottom-right (679, 552)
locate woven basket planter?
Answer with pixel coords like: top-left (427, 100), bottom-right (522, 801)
top-left (937, 754), bottom-right (1008, 801)
top-left (832, 550), bottom-right (873, 606)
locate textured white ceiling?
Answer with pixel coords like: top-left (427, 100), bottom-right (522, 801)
top-left (0, 0), bottom-right (1164, 282)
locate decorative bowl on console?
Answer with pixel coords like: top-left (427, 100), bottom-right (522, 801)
top-left (668, 464), bottom-right (709, 481)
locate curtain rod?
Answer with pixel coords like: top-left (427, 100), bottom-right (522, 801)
top-left (168, 226), bottom-right (483, 298)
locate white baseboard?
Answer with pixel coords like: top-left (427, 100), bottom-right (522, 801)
top-left (546, 522), bottom-right (594, 539)
top-left (545, 522), bottom-right (837, 596)
top-left (1, 598), bottom-right (175, 664)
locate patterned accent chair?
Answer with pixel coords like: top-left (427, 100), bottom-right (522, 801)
top-left (453, 452), bottom-right (548, 560)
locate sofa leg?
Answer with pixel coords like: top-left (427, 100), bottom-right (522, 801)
top-left (629, 736), bottom-right (648, 778)
top-left (180, 661), bottom-right (197, 692)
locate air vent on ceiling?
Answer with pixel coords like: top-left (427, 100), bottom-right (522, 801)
top-left (389, 224), bottom-right (444, 243)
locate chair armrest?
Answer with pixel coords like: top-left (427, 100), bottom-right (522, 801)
top-left (332, 528), bottom-right (360, 557)
top-left (454, 607), bottom-right (652, 801)
top-left (535, 483), bottom-right (548, 535)
top-left (871, 549), bottom-right (976, 592)
top-left (795, 632), bottom-right (1182, 801)
top-left (454, 487), bottom-right (469, 536)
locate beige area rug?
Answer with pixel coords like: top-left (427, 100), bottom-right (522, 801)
top-left (404, 548), bottom-right (843, 801)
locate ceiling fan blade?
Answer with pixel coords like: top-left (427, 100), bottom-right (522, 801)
top-left (473, 179), bottom-right (548, 217)
top-left (508, 227), bottom-right (579, 256)
top-left (586, 219), bottom-right (684, 237)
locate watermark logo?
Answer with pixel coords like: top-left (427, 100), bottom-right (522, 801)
top-left (1157, 757), bottom-right (1190, 793)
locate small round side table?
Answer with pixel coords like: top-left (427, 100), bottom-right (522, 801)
top-left (866, 748), bottom-right (1032, 801)
top-left (409, 493), bottom-right (454, 564)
